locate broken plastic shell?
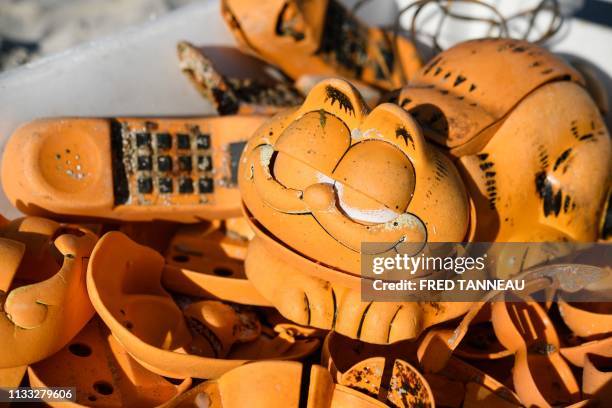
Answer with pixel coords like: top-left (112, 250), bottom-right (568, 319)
top-left (164, 361), bottom-right (392, 408)
top-left (177, 42), bottom-right (304, 115)
top-left (338, 357), bottom-right (434, 407)
top-left (416, 303), bottom-right (511, 374)
top-left (0, 217), bottom-right (97, 368)
top-left (2, 116), bottom-right (267, 222)
top-left (560, 336), bottom-right (612, 367)
top-left (398, 38), bottom-right (611, 242)
top-left (28, 318), bottom-right (192, 407)
top-left (558, 297), bottom-right (612, 338)
top-left (491, 295), bottom-right (580, 407)
top-left (183, 300), bottom-right (261, 358)
top-left (582, 353), bottom-right (612, 404)
top-left (162, 222), bottom-right (271, 306)
top-left (220, 0), bottom-right (422, 90)
top-left (0, 366), bottom-right (27, 388)
top-left (399, 39), bottom-right (583, 152)
top-left (241, 78), bottom-right (469, 276)
top-left (87, 231), bottom-right (319, 379)
top-left (321, 331), bottom-right (419, 382)
top-left (437, 355), bottom-right (521, 407)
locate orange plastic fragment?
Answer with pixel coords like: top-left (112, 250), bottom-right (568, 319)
top-left (221, 0), bottom-right (422, 90)
top-left (28, 318), bottom-right (192, 407)
top-left (87, 231), bottom-right (319, 379)
top-left (0, 217), bottom-right (96, 368)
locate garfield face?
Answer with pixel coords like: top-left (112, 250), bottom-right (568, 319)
top-left (239, 79), bottom-right (469, 274)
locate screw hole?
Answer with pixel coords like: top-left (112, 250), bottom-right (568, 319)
top-left (124, 321), bottom-right (133, 330)
top-left (88, 395), bottom-right (97, 402)
top-left (173, 255), bottom-right (189, 263)
top-left (69, 343), bottom-right (92, 357)
top-left (93, 381), bottom-right (114, 395)
top-left (213, 267), bottom-right (233, 277)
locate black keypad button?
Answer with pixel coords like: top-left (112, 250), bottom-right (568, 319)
top-left (136, 132), bottom-right (151, 147)
top-left (179, 177), bottom-right (194, 194)
top-left (178, 156), bottom-right (192, 172)
top-left (157, 155), bottom-right (173, 172)
top-left (199, 177), bottom-right (214, 193)
top-left (196, 134), bottom-right (211, 150)
top-left (197, 155), bottom-right (212, 171)
top-left (156, 133), bottom-right (172, 150)
top-left (159, 177), bottom-right (173, 193)
top-left (137, 177), bottom-right (153, 194)
top-left (137, 155), bottom-right (152, 171)
top-left (177, 133), bottom-right (190, 149)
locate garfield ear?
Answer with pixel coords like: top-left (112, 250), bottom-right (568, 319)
top-left (358, 103), bottom-right (427, 159)
top-left (297, 78), bottom-right (368, 129)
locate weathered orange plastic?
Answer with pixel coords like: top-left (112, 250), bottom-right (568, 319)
top-left (220, 0), bottom-right (422, 90)
top-left (28, 318), bottom-right (192, 407)
top-left (239, 78), bottom-right (471, 343)
top-left (434, 356), bottom-right (521, 408)
top-left (0, 216), bottom-right (96, 368)
top-left (582, 354), bottom-right (612, 404)
top-left (295, 74), bottom-right (382, 108)
top-left (87, 231), bottom-right (319, 379)
top-left (162, 222), bottom-right (270, 306)
top-left (561, 336), bottom-right (612, 367)
top-left (398, 38), bottom-right (611, 242)
top-left (491, 295), bottom-right (580, 407)
top-left (2, 116), bottom-right (267, 222)
top-left (558, 297), bottom-right (612, 338)
top-left (416, 303), bottom-right (511, 375)
top-left (0, 366), bottom-right (27, 388)
top-left (117, 221), bottom-right (181, 254)
top-left (320, 318), bottom-right (474, 408)
top-left (177, 42), bottom-right (303, 115)
top-left (163, 361), bottom-right (398, 407)
top-left (321, 330), bottom-right (428, 385)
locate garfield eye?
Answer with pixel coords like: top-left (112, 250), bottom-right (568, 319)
top-left (273, 110), bottom-right (351, 190)
top-left (333, 140), bottom-right (416, 214)
top-left (273, 151), bottom-right (331, 191)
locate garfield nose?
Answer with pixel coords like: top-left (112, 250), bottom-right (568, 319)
top-left (303, 183), bottom-right (335, 211)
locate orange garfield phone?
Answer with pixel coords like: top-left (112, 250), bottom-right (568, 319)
top-left (2, 116), bottom-right (267, 222)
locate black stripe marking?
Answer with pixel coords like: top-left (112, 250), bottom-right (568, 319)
top-left (331, 288), bottom-right (338, 330)
top-left (553, 148), bottom-right (572, 171)
top-left (386, 306), bottom-right (403, 343)
top-left (110, 119), bottom-right (129, 205)
top-left (356, 302), bottom-right (373, 339)
top-left (453, 75), bottom-right (466, 87)
top-left (304, 293), bottom-right (311, 326)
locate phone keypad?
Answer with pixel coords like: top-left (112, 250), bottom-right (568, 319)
top-left (116, 124), bottom-right (216, 206)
